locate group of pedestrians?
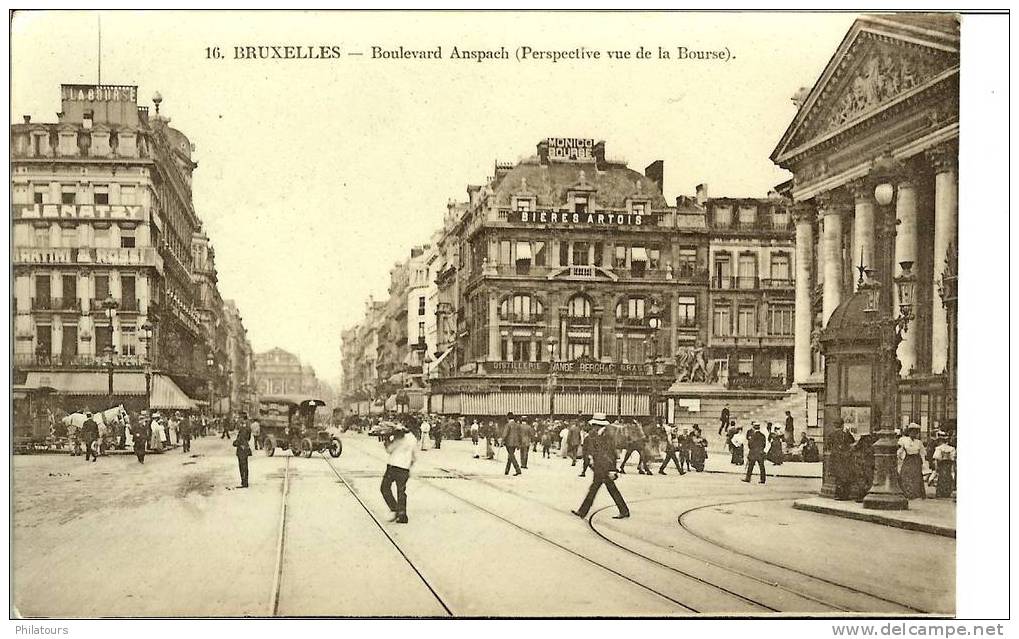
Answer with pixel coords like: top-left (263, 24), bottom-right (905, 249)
top-left (828, 419), bottom-right (957, 502)
top-left (74, 408), bottom-right (211, 464)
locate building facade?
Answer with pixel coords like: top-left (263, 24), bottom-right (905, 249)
top-left (255, 347), bottom-right (325, 398)
top-left (11, 84), bottom-right (220, 410)
top-left (771, 14), bottom-right (959, 435)
top-left (703, 192), bottom-right (796, 389)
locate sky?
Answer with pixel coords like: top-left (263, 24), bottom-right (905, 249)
top-left (10, 11), bottom-right (858, 385)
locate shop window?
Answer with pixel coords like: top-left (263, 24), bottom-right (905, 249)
top-left (738, 356), bottom-right (754, 376)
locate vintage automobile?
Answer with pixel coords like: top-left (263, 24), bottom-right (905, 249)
top-left (258, 395), bottom-right (342, 458)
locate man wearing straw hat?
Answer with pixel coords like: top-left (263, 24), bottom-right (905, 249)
top-left (572, 412), bottom-right (630, 520)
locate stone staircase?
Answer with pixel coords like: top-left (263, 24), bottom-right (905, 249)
top-left (740, 385), bottom-right (818, 442)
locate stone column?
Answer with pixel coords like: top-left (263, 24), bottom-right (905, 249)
top-left (487, 294), bottom-right (500, 361)
top-left (927, 144), bottom-right (958, 375)
top-left (819, 191), bottom-right (851, 326)
top-left (848, 178), bottom-right (876, 290)
top-left (792, 204), bottom-right (815, 383)
top-left (593, 318), bottom-right (601, 359)
top-left (894, 179), bottom-right (918, 375)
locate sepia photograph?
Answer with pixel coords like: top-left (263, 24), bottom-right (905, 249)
top-left (4, 7), bottom-right (1010, 629)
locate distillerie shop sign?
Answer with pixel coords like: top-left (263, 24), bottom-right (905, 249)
top-left (513, 210), bottom-right (656, 227)
top-left (483, 360), bottom-right (674, 377)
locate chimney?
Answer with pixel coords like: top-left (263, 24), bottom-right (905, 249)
top-left (593, 140), bottom-right (606, 169)
top-left (22, 115), bottom-right (30, 124)
top-left (467, 184), bottom-right (482, 207)
top-left (537, 139), bottom-right (549, 165)
top-left (695, 183), bottom-right (708, 206)
top-left (644, 160), bottom-right (664, 195)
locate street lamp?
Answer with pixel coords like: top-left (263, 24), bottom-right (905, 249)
top-left (860, 151), bottom-right (914, 511)
top-left (141, 321), bottom-right (154, 411)
top-left (206, 354), bottom-right (215, 416)
top-left (101, 294), bottom-right (119, 399)
top-left (546, 335), bottom-right (558, 418)
top-left (646, 299), bottom-right (663, 419)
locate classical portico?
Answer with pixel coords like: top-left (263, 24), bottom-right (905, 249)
top-left (771, 14), bottom-right (959, 434)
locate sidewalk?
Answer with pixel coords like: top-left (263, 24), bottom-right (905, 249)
top-left (793, 496), bottom-right (956, 538)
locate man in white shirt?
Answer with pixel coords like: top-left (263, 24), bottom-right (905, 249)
top-left (250, 418), bottom-right (261, 450)
top-left (381, 424), bottom-right (418, 524)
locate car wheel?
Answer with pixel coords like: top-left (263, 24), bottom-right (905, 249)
top-left (264, 436), bottom-right (276, 456)
top-left (329, 438), bottom-right (342, 458)
top-left (301, 438), bottom-right (314, 458)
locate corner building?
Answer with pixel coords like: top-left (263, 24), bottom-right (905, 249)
top-left (429, 139), bottom-right (711, 417)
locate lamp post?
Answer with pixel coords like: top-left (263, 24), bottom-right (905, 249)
top-left (206, 354), bottom-right (215, 417)
top-left (546, 335), bottom-right (558, 418)
top-left (141, 321), bottom-right (154, 411)
top-left (647, 299), bottom-right (663, 419)
top-left (860, 152), bottom-right (915, 511)
top-left (102, 294), bottom-right (120, 399)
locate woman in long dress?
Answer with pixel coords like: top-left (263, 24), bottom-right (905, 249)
top-left (766, 424), bottom-right (785, 465)
top-left (932, 435), bottom-right (956, 498)
top-left (689, 425), bottom-right (707, 472)
top-left (897, 426), bottom-right (927, 499)
top-left (729, 427), bottom-right (745, 465)
top-left (420, 420), bottom-right (431, 450)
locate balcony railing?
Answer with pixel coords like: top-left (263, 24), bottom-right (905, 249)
top-left (711, 276), bottom-right (760, 290)
top-left (710, 217), bottom-right (793, 232)
top-left (31, 297), bottom-right (52, 310)
top-left (121, 298), bottom-right (141, 312)
top-left (760, 278), bottom-right (794, 290)
top-left (499, 313), bottom-right (545, 325)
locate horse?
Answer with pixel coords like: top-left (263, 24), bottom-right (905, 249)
top-left (61, 405), bottom-right (129, 456)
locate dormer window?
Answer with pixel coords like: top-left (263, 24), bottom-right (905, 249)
top-left (515, 198), bottom-right (532, 213)
top-left (631, 201), bottom-right (647, 216)
top-left (574, 195), bottom-right (588, 214)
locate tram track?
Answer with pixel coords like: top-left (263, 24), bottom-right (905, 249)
top-left (270, 437), bottom-right (939, 616)
top-left (675, 501), bottom-right (931, 614)
top-left (324, 450), bottom-right (700, 614)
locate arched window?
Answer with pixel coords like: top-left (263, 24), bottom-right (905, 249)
top-left (614, 296), bottom-right (647, 322)
top-left (499, 294), bottom-right (544, 323)
top-left (567, 295), bottom-right (592, 319)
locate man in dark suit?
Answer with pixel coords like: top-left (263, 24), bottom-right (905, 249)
top-left (233, 414), bottom-right (252, 488)
top-left (82, 413), bottom-right (99, 463)
top-left (573, 413), bottom-right (630, 519)
top-left (742, 423), bottom-right (768, 484)
top-left (519, 418), bottom-right (534, 469)
top-left (719, 405), bottom-right (731, 436)
top-left (501, 412), bottom-right (523, 476)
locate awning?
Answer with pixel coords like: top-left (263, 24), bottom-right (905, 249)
top-left (631, 246), bottom-right (649, 262)
top-left (516, 241), bottom-right (532, 260)
top-left (25, 371), bottom-right (146, 395)
top-left (149, 375), bottom-right (198, 410)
